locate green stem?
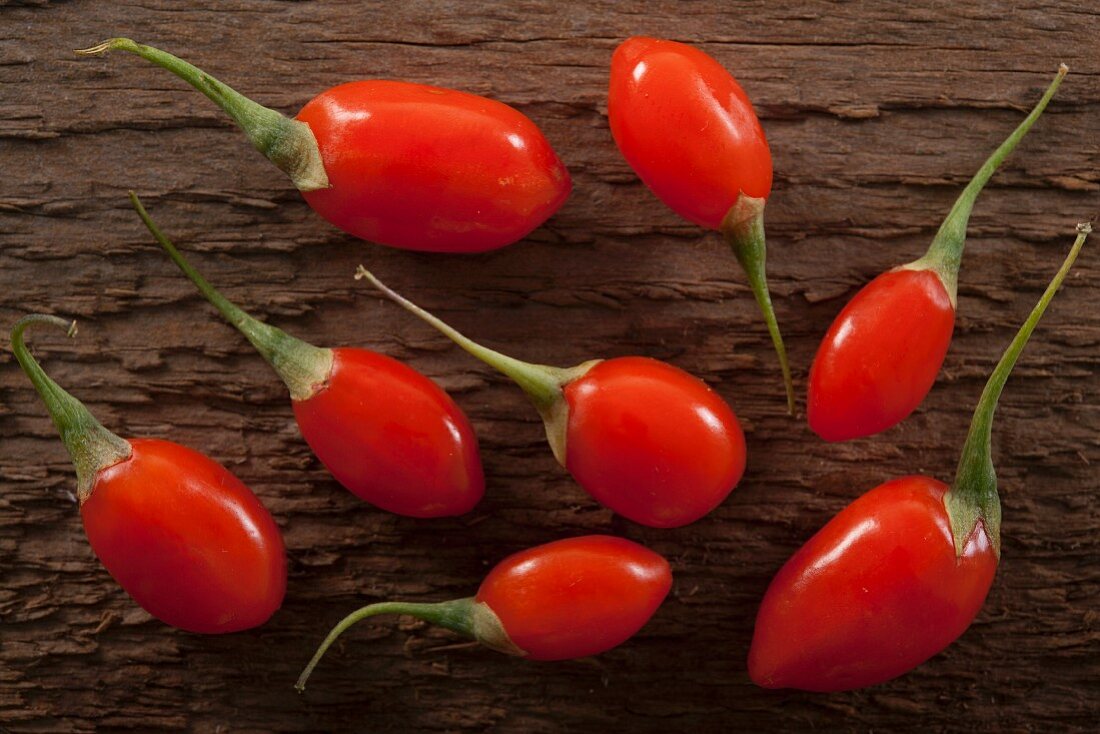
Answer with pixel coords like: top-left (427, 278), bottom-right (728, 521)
top-left (10, 315), bottom-right (132, 503)
top-left (721, 194), bottom-right (795, 415)
top-left (945, 221), bottom-right (1090, 558)
top-left (76, 38), bottom-right (329, 191)
top-left (909, 65), bottom-right (1067, 305)
top-left (295, 598), bottom-right (479, 692)
top-left (130, 192), bottom-right (333, 401)
top-left (353, 266), bottom-right (596, 465)
top-left (353, 266), bottom-right (581, 413)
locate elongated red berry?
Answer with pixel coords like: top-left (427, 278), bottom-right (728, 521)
top-left (562, 358), bottom-right (745, 527)
top-left (749, 475), bottom-right (996, 691)
top-left (296, 81), bottom-right (570, 251)
top-left (79, 39), bottom-right (570, 253)
top-left (808, 269), bottom-right (955, 441)
top-left (475, 535), bottom-right (672, 660)
top-left (609, 36), bottom-right (772, 229)
top-left (11, 316), bottom-right (286, 633)
top-left (131, 194), bottom-right (484, 518)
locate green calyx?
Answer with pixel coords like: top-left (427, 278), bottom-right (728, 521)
top-left (295, 597), bottom-right (523, 692)
top-left (720, 193), bottom-right (795, 416)
top-left (354, 266), bottom-right (598, 466)
top-left (945, 222), bottom-right (1090, 559)
top-left (905, 65), bottom-right (1068, 307)
top-left (10, 315), bottom-right (132, 503)
top-left (130, 192), bottom-right (333, 401)
top-left (76, 38), bottom-right (329, 192)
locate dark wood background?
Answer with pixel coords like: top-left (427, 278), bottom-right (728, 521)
top-left (2, 1), bottom-right (1097, 732)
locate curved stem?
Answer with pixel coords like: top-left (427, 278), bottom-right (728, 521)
top-left (354, 266), bottom-right (596, 465)
top-left (10, 315), bottom-right (131, 502)
top-left (130, 192), bottom-right (333, 401)
top-left (295, 598), bottom-right (478, 692)
top-left (721, 195), bottom-right (795, 415)
top-left (76, 38), bottom-right (328, 191)
top-left (910, 65), bottom-right (1067, 305)
top-left (945, 221), bottom-right (1090, 558)
top-left (353, 266), bottom-right (582, 412)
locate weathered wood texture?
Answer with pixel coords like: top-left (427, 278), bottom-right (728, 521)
top-left (1, 1), bottom-right (1098, 731)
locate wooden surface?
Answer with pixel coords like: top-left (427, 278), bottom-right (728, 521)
top-left (2, 2), bottom-right (1098, 732)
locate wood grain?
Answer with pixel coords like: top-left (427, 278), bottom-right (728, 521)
top-left (1, 1), bottom-right (1097, 731)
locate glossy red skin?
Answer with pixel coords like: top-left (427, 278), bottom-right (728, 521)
top-left (476, 535), bottom-right (672, 660)
top-left (81, 438), bottom-right (286, 634)
top-left (562, 357), bottom-right (745, 528)
top-left (292, 347), bottom-right (484, 518)
top-left (608, 36), bottom-right (772, 230)
top-left (748, 475), bottom-right (997, 692)
top-left (808, 268), bottom-right (956, 442)
top-left (296, 80), bottom-right (571, 253)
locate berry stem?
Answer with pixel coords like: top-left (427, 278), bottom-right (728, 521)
top-left (296, 597), bottom-right (520, 692)
top-left (353, 266), bottom-right (596, 464)
top-left (76, 38), bottom-right (329, 191)
top-left (908, 65), bottom-right (1067, 305)
top-left (945, 221), bottom-right (1090, 558)
top-left (131, 193), bottom-right (332, 401)
top-left (721, 194), bottom-right (794, 415)
top-left (9, 315), bottom-right (131, 502)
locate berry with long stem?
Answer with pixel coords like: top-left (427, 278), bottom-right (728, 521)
top-left (608, 36), bottom-right (793, 413)
top-left (355, 267), bottom-right (746, 528)
top-left (78, 38), bottom-right (570, 253)
top-left (807, 65), bottom-right (1067, 442)
top-left (296, 535), bottom-right (672, 691)
top-left (131, 193), bottom-right (484, 518)
top-left (10, 314), bottom-right (286, 633)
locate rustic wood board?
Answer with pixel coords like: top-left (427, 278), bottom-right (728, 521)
top-left (1, 1), bottom-right (1098, 731)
